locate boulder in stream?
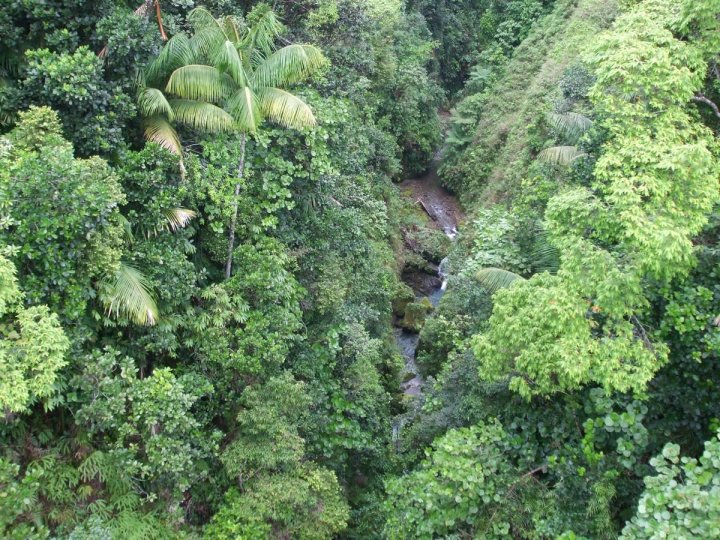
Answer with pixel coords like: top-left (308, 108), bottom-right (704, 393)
top-left (401, 297), bottom-right (434, 332)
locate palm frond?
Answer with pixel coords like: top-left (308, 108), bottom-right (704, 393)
top-left (187, 8), bottom-right (233, 60)
top-left (187, 6), bottom-right (218, 29)
top-left (213, 40), bottom-right (247, 86)
top-left (189, 26), bottom-right (226, 61)
top-left (226, 87), bottom-right (262, 133)
top-left (475, 267), bottom-right (525, 293)
top-left (144, 115), bottom-right (182, 156)
top-left (537, 145), bottom-right (587, 166)
top-left (548, 112), bottom-right (593, 140)
top-left (118, 214), bottom-right (135, 242)
top-left (101, 263), bottom-right (158, 326)
top-left (170, 99), bottom-right (235, 133)
top-left (530, 224), bottom-right (560, 273)
top-left (145, 208), bottom-right (198, 237)
top-left (258, 87), bottom-right (316, 129)
top-left (242, 5), bottom-right (284, 59)
top-left (219, 15), bottom-right (244, 44)
top-left (252, 44), bottom-right (325, 88)
top-left (145, 33), bottom-right (193, 86)
top-left (137, 87), bottom-right (174, 120)
top-left (166, 65), bottom-right (233, 102)
top-left (164, 207), bottom-right (197, 231)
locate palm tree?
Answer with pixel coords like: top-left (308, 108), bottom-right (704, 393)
top-left (537, 112), bottom-right (593, 166)
top-left (475, 267), bottom-right (525, 294)
top-left (98, 209), bottom-right (197, 326)
top-left (100, 262), bottom-right (159, 325)
top-left (139, 5), bottom-right (324, 278)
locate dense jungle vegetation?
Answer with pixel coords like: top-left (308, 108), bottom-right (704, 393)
top-left (1, 0), bottom-right (720, 538)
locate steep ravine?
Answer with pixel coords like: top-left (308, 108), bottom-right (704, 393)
top-left (394, 159), bottom-right (463, 398)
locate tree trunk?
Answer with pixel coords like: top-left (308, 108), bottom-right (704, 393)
top-left (225, 133), bottom-right (247, 279)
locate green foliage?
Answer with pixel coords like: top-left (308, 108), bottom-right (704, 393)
top-left (22, 47), bottom-right (135, 156)
top-left (474, 267), bottom-right (525, 294)
top-left (189, 237), bottom-right (304, 381)
top-left (384, 420), bottom-right (551, 538)
top-left (0, 255), bottom-right (69, 415)
top-left (440, 0), bottom-right (616, 200)
top-left (0, 458), bottom-right (48, 539)
top-left (99, 262), bottom-right (159, 326)
top-left (469, 0), bottom-right (718, 400)
top-left (144, 5), bottom-right (325, 148)
top-left (620, 431), bottom-right (720, 539)
top-left (221, 373), bottom-right (310, 480)
top-left (304, 0), bottom-right (442, 175)
top-left (205, 464), bottom-right (349, 540)
top-left (73, 349), bottom-right (220, 502)
top-left (473, 272), bottom-right (660, 399)
top-left (7, 0), bottom-right (719, 537)
top-left (401, 297), bottom-right (433, 332)
top-left (1, 107), bottom-right (126, 323)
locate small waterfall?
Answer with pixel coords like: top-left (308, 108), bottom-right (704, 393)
top-left (444, 225), bottom-right (458, 241)
top-left (393, 145), bottom-right (461, 444)
top-left (438, 256), bottom-right (449, 292)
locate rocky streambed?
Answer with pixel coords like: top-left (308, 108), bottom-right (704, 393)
top-left (393, 161), bottom-right (463, 399)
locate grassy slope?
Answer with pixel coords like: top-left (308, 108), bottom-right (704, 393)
top-left (442, 0), bottom-right (617, 205)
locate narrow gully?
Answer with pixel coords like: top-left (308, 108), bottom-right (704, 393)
top-left (394, 161), bottom-right (462, 400)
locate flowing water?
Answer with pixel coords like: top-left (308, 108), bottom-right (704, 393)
top-left (394, 162), bottom-right (462, 400)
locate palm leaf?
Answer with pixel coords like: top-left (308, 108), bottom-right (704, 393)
top-left (252, 44), bottom-right (325, 88)
top-left (475, 268), bottom-right (525, 293)
top-left (241, 5), bottom-right (284, 60)
top-left (226, 88), bottom-right (262, 133)
top-left (163, 207), bottom-right (197, 231)
top-left (166, 65), bottom-right (233, 102)
top-left (258, 87), bottom-right (316, 129)
top-left (187, 6), bottom-right (220, 29)
top-left (530, 224), bottom-right (560, 273)
top-left (144, 115), bottom-right (182, 156)
top-left (219, 15), bottom-right (243, 44)
top-left (145, 208), bottom-right (198, 237)
top-left (118, 214), bottom-right (135, 242)
top-left (145, 33), bottom-right (193, 86)
top-left (170, 99), bottom-right (235, 132)
top-left (537, 145), bottom-right (587, 166)
top-left (548, 112), bottom-right (593, 140)
top-left (213, 40), bottom-right (247, 86)
top-left (101, 263), bottom-right (158, 326)
top-left (188, 7), bottom-right (231, 59)
top-left (137, 87), bottom-right (174, 120)
top-left (189, 27), bottom-right (226, 61)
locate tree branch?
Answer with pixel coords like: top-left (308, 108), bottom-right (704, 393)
top-left (693, 93), bottom-right (720, 120)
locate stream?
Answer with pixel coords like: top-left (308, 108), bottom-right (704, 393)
top-left (394, 161), bottom-right (462, 399)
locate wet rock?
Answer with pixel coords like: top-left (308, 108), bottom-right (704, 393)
top-left (403, 252), bottom-right (437, 275)
top-left (401, 297), bottom-right (434, 332)
top-left (401, 269), bottom-right (442, 297)
top-left (403, 227), bottom-right (452, 263)
top-left (392, 282), bottom-right (416, 317)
